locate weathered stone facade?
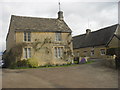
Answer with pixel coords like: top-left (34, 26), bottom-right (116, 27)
top-left (16, 32), bottom-right (73, 65)
top-left (73, 24), bottom-right (120, 60)
top-left (74, 46), bottom-right (107, 59)
top-left (5, 11), bottom-right (73, 67)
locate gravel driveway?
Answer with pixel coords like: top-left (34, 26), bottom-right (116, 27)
top-left (2, 59), bottom-right (118, 88)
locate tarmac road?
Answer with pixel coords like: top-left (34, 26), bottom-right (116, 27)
top-left (2, 59), bottom-right (118, 88)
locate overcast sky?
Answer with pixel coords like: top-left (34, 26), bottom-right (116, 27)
top-left (0, 0), bottom-right (119, 52)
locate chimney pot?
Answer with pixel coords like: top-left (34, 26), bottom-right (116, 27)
top-left (86, 29), bottom-right (91, 34)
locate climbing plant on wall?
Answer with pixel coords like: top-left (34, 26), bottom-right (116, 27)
top-left (3, 43), bottom-right (27, 68)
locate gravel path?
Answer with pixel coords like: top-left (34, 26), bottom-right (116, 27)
top-left (2, 59), bottom-right (118, 88)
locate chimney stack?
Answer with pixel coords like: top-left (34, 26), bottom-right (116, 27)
top-left (86, 29), bottom-right (91, 35)
top-left (58, 11), bottom-right (64, 20)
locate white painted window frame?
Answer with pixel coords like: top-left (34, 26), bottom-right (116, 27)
top-left (55, 32), bottom-right (62, 41)
top-left (100, 49), bottom-right (106, 55)
top-left (91, 50), bottom-right (94, 56)
top-left (23, 48), bottom-right (31, 59)
top-left (54, 47), bottom-right (63, 58)
top-left (24, 32), bottom-right (31, 42)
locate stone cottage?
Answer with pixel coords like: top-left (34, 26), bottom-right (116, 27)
top-left (5, 10), bottom-right (73, 67)
top-left (73, 24), bottom-right (120, 61)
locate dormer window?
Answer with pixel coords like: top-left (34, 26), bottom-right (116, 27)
top-left (55, 32), bottom-right (61, 41)
top-left (24, 32), bottom-right (31, 41)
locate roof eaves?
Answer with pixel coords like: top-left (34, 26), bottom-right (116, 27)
top-left (15, 29), bottom-right (71, 33)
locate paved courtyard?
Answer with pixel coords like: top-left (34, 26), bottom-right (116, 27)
top-left (2, 59), bottom-right (118, 88)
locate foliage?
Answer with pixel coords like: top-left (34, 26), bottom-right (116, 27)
top-left (33, 37), bottom-right (52, 52)
top-left (2, 43), bottom-right (27, 68)
top-left (3, 35), bottom-right (73, 68)
top-left (67, 62), bottom-right (72, 65)
top-left (74, 61), bottom-right (79, 64)
top-left (16, 57), bottom-right (39, 68)
top-left (13, 63), bottom-right (80, 69)
top-left (27, 57), bottom-right (39, 68)
top-left (106, 48), bottom-right (120, 56)
top-left (17, 59), bottom-right (29, 67)
top-left (85, 60), bottom-right (95, 64)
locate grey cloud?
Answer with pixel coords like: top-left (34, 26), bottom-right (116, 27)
top-left (0, 1), bottom-right (118, 51)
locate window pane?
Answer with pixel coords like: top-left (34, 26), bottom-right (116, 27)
top-left (55, 33), bottom-right (61, 41)
top-left (28, 48), bottom-right (31, 58)
top-left (55, 33), bottom-right (57, 41)
top-left (91, 50), bottom-right (94, 56)
top-left (28, 32), bottom-right (31, 41)
top-left (58, 48), bottom-right (60, 57)
top-left (55, 47), bottom-right (57, 58)
top-left (24, 48), bottom-right (27, 58)
top-left (54, 47), bottom-right (63, 58)
top-left (24, 32), bottom-right (27, 41)
top-left (58, 33), bottom-right (61, 41)
top-left (60, 48), bottom-right (63, 57)
top-left (101, 49), bottom-right (105, 55)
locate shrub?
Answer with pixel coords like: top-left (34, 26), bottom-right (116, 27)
top-left (17, 59), bottom-right (29, 67)
top-left (74, 61), bottom-right (79, 64)
top-left (67, 62), bottom-right (72, 65)
top-left (2, 43), bottom-right (27, 68)
top-left (27, 57), bottom-right (39, 68)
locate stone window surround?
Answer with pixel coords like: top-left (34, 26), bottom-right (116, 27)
top-left (23, 32), bottom-right (31, 42)
top-left (23, 47), bottom-right (32, 59)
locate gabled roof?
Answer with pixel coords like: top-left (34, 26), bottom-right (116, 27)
top-left (10, 15), bottom-right (72, 33)
top-left (73, 24), bottom-right (119, 49)
top-left (115, 34), bottom-right (120, 40)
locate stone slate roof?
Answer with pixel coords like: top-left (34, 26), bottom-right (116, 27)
top-left (73, 24), bottom-right (119, 49)
top-left (10, 15), bottom-right (72, 33)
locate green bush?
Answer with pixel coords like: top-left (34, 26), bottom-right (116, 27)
top-left (74, 61), bottom-right (79, 64)
top-left (2, 50), bottom-right (16, 68)
top-left (67, 62), bottom-right (72, 65)
top-left (17, 59), bottom-right (29, 67)
top-left (27, 57), bottom-right (39, 68)
top-left (2, 43), bottom-right (27, 68)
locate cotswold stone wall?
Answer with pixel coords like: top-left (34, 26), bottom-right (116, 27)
top-left (73, 35), bottom-right (120, 59)
top-left (6, 30), bottom-right (16, 52)
top-left (15, 32), bottom-right (73, 66)
top-left (74, 46), bottom-right (107, 59)
top-left (108, 36), bottom-right (120, 48)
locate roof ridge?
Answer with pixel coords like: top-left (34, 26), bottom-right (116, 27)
top-left (93, 24), bottom-right (118, 32)
top-left (11, 15), bottom-right (57, 20)
top-left (73, 24), bottom-right (118, 38)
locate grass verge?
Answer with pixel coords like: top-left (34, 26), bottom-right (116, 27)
top-left (8, 60), bottom-right (95, 69)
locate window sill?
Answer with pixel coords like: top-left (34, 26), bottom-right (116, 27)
top-left (23, 41), bottom-right (33, 43)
